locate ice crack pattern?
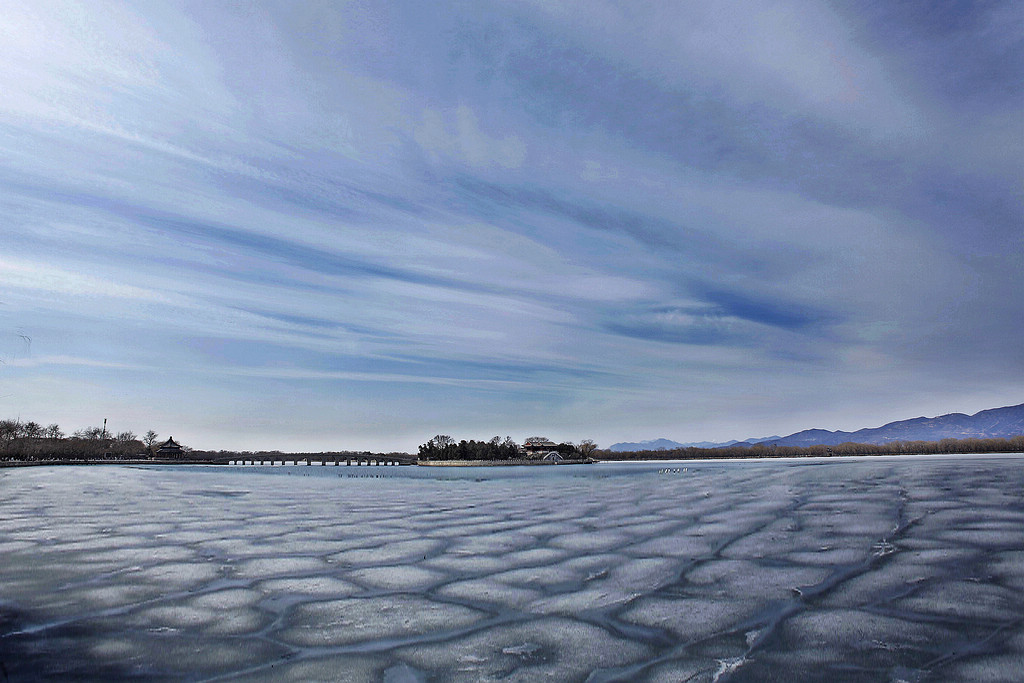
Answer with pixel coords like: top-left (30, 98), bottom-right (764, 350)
top-left (2, 457), bottom-right (1024, 681)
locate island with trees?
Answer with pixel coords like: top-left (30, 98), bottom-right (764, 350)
top-left (417, 435), bottom-right (598, 465)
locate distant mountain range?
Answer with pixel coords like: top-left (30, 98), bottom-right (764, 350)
top-left (608, 436), bottom-right (780, 452)
top-left (609, 402), bottom-right (1024, 452)
top-left (608, 438), bottom-right (712, 452)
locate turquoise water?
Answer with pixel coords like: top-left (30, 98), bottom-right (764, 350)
top-left (2, 456), bottom-right (1023, 680)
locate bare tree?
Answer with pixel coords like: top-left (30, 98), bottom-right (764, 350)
top-left (45, 424), bottom-right (64, 439)
top-left (418, 435), bottom-right (456, 460)
top-left (578, 439), bottom-right (598, 456)
top-left (116, 430), bottom-right (137, 443)
top-left (0, 419), bottom-right (20, 445)
top-left (431, 434), bottom-right (455, 449)
top-left (144, 430), bottom-right (159, 449)
top-left (23, 421), bottom-right (43, 438)
top-left (74, 427), bottom-right (105, 440)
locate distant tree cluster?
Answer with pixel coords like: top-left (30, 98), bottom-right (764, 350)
top-left (0, 418), bottom-right (156, 463)
top-left (418, 435), bottom-right (596, 461)
top-left (419, 435), bottom-right (522, 461)
top-left (599, 435), bottom-right (1024, 461)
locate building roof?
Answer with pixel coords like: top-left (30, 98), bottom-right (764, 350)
top-left (157, 437), bottom-right (182, 450)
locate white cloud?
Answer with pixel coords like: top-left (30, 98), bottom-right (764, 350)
top-left (0, 256), bottom-right (178, 304)
top-left (415, 104), bottom-right (526, 170)
top-left (3, 355), bottom-right (146, 371)
top-left (518, 0), bottom-right (926, 140)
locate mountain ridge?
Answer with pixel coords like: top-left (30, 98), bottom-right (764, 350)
top-left (610, 402), bottom-right (1024, 452)
top-left (609, 435), bottom-right (779, 452)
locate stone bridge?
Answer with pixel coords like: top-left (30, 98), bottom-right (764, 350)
top-left (221, 454), bottom-right (417, 467)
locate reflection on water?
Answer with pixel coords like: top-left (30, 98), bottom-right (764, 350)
top-left (2, 457), bottom-right (1024, 680)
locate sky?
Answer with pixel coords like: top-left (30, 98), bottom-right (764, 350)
top-left (1, 1), bottom-right (1021, 453)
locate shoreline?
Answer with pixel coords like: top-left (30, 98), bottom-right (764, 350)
top-left (0, 458), bottom-right (221, 468)
top-left (5, 451), bottom-right (1023, 469)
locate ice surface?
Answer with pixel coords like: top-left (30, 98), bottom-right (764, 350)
top-left (549, 529), bottom-right (633, 552)
top-left (131, 604), bottom-right (222, 630)
top-left (233, 556), bottom-right (328, 578)
top-left (947, 654), bottom-right (1024, 682)
top-left (191, 588), bottom-right (261, 609)
top-left (329, 538), bottom-right (443, 565)
top-left (422, 553), bottom-right (510, 574)
top-left (779, 608), bottom-right (957, 663)
top-left (251, 537), bottom-right (349, 555)
top-left (67, 584), bottom-right (167, 610)
top-left (277, 595), bottom-right (484, 647)
top-left (197, 537), bottom-right (271, 557)
top-left (77, 545), bottom-right (198, 565)
top-left (608, 556), bottom-right (679, 588)
top-left (555, 551), bottom-right (625, 573)
top-left (348, 565), bottom-right (447, 590)
top-left (717, 522), bottom-right (806, 559)
top-left (4, 458), bottom-right (1024, 680)
top-left (435, 578), bottom-right (543, 609)
top-left (894, 580), bottom-right (1022, 622)
top-left (625, 534), bottom-right (717, 558)
top-left (683, 559), bottom-right (830, 601)
top-left (490, 565), bottom-right (581, 589)
top-left (987, 550), bottom-right (1024, 590)
top-left (235, 654), bottom-right (388, 681)
top-left (90, 634), bottom-right (288, 676)
top-left (257, 576), bottom-right (360, 597)
top-left (641, 658), bottom-right (721, 683)
top-left (619, 595), bottom-right (755, 641)
top-left (393, 616), bottom-right (653, 681)
top-left (935, 528), bottom-right (1024, 548)
top-left (784, 547), bottom-right (871, 566)
top-left (513, 521), bottom-right (579, 537)
top-left (820, 566), bottom-right (941, 609)
top-left (157, 529), bottom-right (221, 544)
top-left (446, 533), bottom-right (535, 555)
top-left (529, 556), bottom-right (680, 615)
top-left (134, 560), bottom-right (223, 587)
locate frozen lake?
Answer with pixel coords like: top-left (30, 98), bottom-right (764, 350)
top-left (2, 457), bottom-right (1024, 681)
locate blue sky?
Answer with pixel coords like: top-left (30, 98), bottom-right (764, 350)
top-left (1, 1), bottom-right (1021, 452)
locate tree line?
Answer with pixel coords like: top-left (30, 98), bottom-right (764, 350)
top-left (419, 435), bottom-right (521, 461)
top-left (598, 435), bottom-right (1024, 460)
top-left (418, 435), bottom-right (598, 461)
top-left (0, 418), bottom-right (166, 462)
